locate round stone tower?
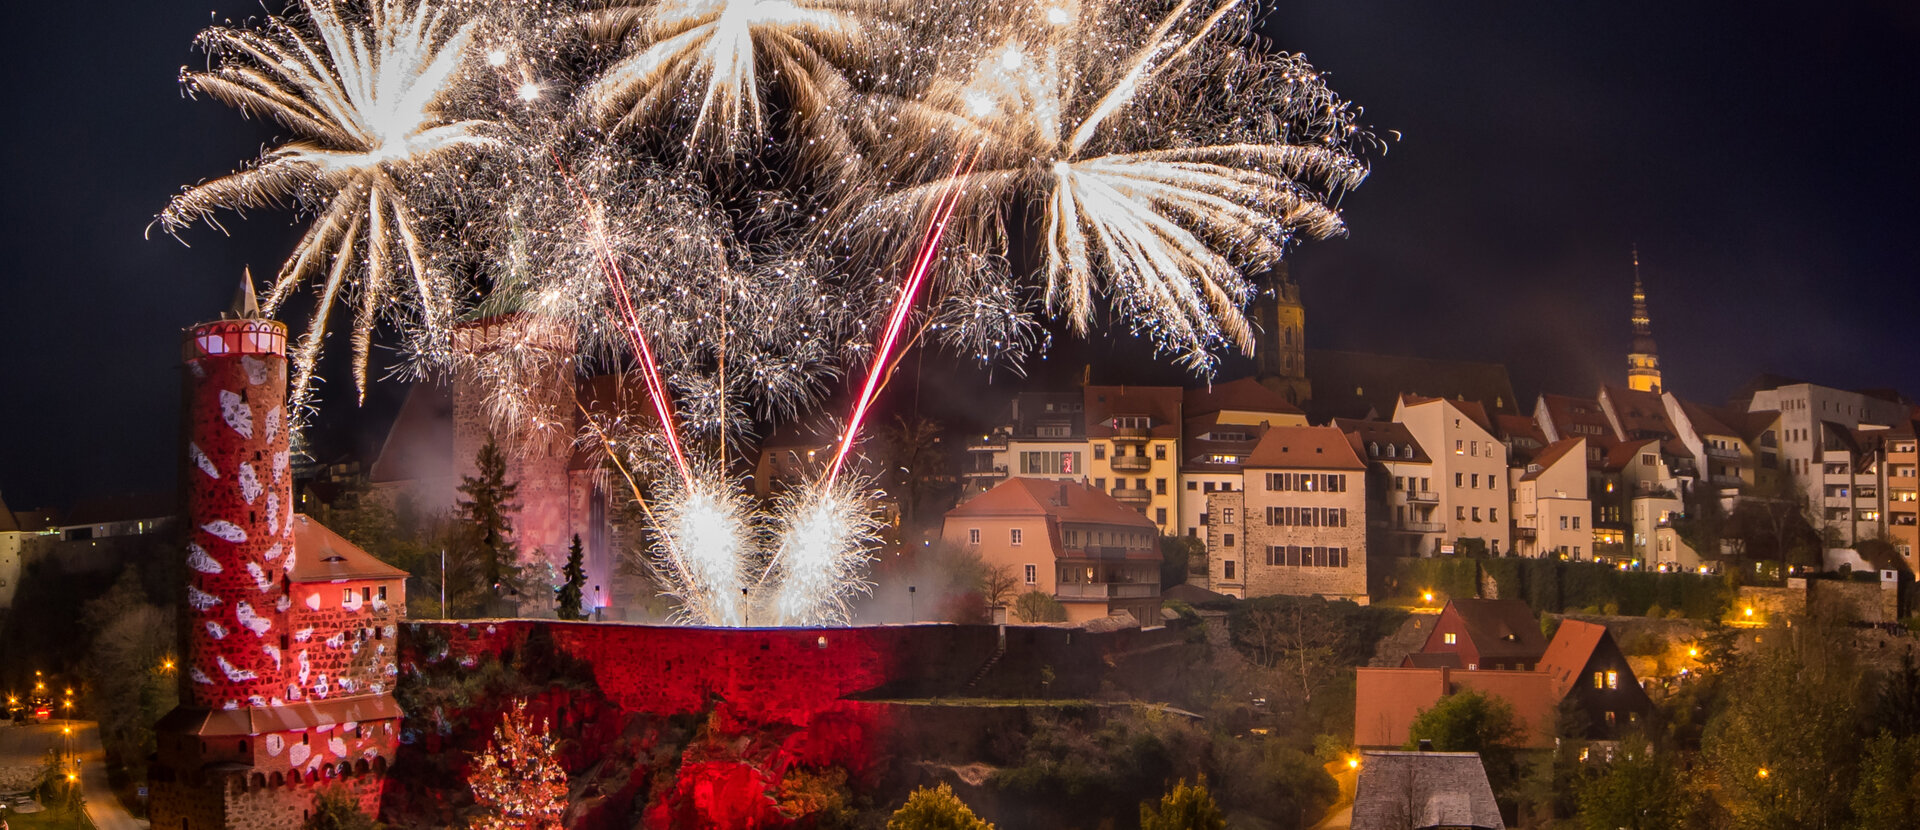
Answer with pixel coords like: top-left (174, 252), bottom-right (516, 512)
top-left (180, 287), bottom-right (293, 709)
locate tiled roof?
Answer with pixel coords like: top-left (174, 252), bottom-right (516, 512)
top-left (1400, 394), bottom-right (1494, 434)
top-left (289, 515), bottom-right (409, 583)
top-left (946, 478), bottom-right (1156, 529)
top-left (156, 693), bottom-right (402, 737)
top-left (1602, 386), bottom-right (1675, 437)
top-left (1334, 418), bottom-right (1433, 464)
top-left (1495, 414), bottom-right (1548, 447)
top-left (1520, 438), bottom-right (1584, 482)
top-left (1603, 438), bottom-right (1662, 472)
top-left (368, 382), bottom-right (453, 485)
top-left (1183, 377), bottom-right (1302, 418)
top-left (1245, 425), bottom-right (1368, 470)
top-left (1181, 413), bottom-right (1264, 473)
top-left (1443, 599), bottom-right (1547, 662)
top-left (1084, 385), bottom-right (1182, 439)
top-left (1352, 751), bottom-right (1505, 830)
top-left (1404, 652), bottom-right (1463, 669)
top-left (1536, 619), bottom-right (1609, 699)
top-left (1678, 400), bottom-right (1739, 439)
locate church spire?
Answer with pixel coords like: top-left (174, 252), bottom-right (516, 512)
top-left (1626, 246), bottom-right (1662, 393)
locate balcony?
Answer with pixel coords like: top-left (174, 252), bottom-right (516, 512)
top-left (1710, 474), bottom-right (1744, 488)
top-left (1110, 487), bottom-right (1152, 506)
top-left (961, 466), bottom-right (1008, 480)
top-left (1111, 426), bottom-right (1152, 443)
top-left (1110, 454), bottom-right (1152, 473)
top-left (1405, 490), bottom-right (1440, 504)
top-left (1514, 526), bottom-right (1537, 540)
top-left (1395, 521), bottom-right (1445, 534)
top-left (1055, 582), bottom-right (1158, 600)
top-left (1705, 445), bottom-right (1740, 460)
top-left (967, 435), bottom-right (1008, 452)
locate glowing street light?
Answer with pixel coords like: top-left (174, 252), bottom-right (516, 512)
top-left (1744, 607), bottom-right (1755, 619)
top-left (1346, 756), bottom-right (1361, 770)
top-left (1756, 767), bottom-right (1770, 779)
top-left (1687, 647), bottom-right (1698, 658)
top-left (1422, 591), bottom-right (1435, 604)
top-left (161, 658), bottom-right (175, 672)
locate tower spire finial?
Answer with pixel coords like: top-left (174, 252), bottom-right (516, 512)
top-left (1626, 245), bottom-right (1662, 393)
top-left (232, 267), bottom-right (260, 319)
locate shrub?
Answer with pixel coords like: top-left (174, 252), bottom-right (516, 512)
top-left (889, 783), bottom-right (994, 830)
top-left (1140, 779), bottom-right (1226, 830)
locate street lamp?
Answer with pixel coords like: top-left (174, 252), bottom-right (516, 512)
top-left (1346, 756), bottom-right (1360, 770)
top-left (1756, 767), bottom-right (1769, 779)
top-left (1421, 591), bottom-right (1434, 604)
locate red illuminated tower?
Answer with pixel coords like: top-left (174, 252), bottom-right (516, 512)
top-left (152, 280), bottom-right (409, 829)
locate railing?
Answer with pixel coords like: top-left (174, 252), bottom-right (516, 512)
top-left (1110, 454), bottom-right (1152, 472)
top-left (966, 437), bottom-right (1008, 452)
top-left (1514, 527), bottom-right (1537, 539)
top-left (1396, 521), bottom-right (1445, 534)
top-left (1055, 582), bottom-right (1157, 599)
top-left (1710, 475), bottom-right (1743, 488)
top-left (1110, 487), bottom-right (1152, 504)
top-left (1110, 426), bottom-right (1152, 442)
top-left (1705, 445), bottom-right (1740, 460)
top-left (1405, 490), bottom-right (1439, 504)
top-left (961, 466), bottom-right (1008, 479)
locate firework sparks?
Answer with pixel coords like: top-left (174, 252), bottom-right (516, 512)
top-left (849, 0), bottom-right (1374, 371)
top-left (649, 470), bottom-right (754, 627)
top-left (158, 0), bottom-right (497, 408)
top-left (765, 478), bottom-right (881, 626)
top-left (582, 0), bottom-right (888, 155)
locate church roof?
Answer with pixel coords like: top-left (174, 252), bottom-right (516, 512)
top-left (1308, 349), bottom-right (1520, 421)
top-left (1184, 377), bottom-right (1301, 418)
top-left (289, 515), bottom-right (408, 583)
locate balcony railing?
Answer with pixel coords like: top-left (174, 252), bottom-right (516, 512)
top-left (1514, 527), bottom-right (1537, 539)
top-left (1056, 582), bottom-right (1158, 599)
top-left (1110, 487), bottom-right (1152, 505)
top-left (966, 435), bottom-right (1008, 452)
top-left (1405, 490), bottom-right (1439, 504)
top-left (1705, 445), bottom-right (1740, 460)
top-left (961, 466), bottom-right (1008, 479)
top-left (1710, 474), bottom-right (1744, 488)
top-left (1110, 426), bottom-right (1152, 442)
top-left (1395, 521), bottom-right (1445, 534)
top-left (1110, 454), bottom-right (1152, 472)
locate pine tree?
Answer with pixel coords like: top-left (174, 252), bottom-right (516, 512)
top-left (467, 700), bottom-right (568, 830)
top-left (557, 535), bottom-right (587, 621)
top-left (456, 435), bottom-right (523, 603)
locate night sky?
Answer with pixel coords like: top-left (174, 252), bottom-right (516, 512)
top-left (2, 1), bottom-right (1916, 510)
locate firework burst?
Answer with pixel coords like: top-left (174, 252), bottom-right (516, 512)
top-left (158, 0), bottom-right (498, 408)
top-left (763, 476), bottom-right (883, 625)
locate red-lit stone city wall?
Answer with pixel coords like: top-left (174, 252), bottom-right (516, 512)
top-left (182, 320), bottom-right (294, 710)
top-left (386, 620), bottom-right (1187, 828)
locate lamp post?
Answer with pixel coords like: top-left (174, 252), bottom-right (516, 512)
top-left (908, 585), bottom-right (917, 623)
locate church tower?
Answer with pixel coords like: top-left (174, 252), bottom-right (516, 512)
top-left (1253, 263), bottom-right (1311, 406)
top-left (153, 277), bottom-right (408, 829)
top-left (1626, 248), bottom-right (1663, 394)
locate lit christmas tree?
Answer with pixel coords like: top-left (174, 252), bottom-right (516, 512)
top-left (467, 700), bottom-right (569, 830)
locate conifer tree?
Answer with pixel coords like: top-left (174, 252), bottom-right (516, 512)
top-left (1139, 779), bottom-right (1226, 830)
top-left (467, 700), bottom-right (568, 830)
top-left (557, 534), bottom-right (587, 620)
top-left (456, 435), bottom-right (523, 602)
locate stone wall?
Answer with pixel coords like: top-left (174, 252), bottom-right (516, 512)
top-left (287, 577), bottom-right (405, 699)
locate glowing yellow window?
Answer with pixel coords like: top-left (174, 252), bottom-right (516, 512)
top-left (1443, 633), bottom-right (1457, 645)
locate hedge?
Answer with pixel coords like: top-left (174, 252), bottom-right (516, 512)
top-left (1380, 557), bottom-right (1734, 620)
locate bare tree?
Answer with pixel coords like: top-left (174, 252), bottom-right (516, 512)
top-left (1237, 602), bottom-right (1343, 705)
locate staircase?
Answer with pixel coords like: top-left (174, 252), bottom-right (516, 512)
top-left (964, 631), bottom-right (1009, 690)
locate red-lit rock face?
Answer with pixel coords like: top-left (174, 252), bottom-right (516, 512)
top-left (183, 320), bottom-right (294, 710)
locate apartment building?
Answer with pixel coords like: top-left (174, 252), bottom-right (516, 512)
top-left (1337, 419), bottom-right (1440, 558)
top-left (1202, 425), bottom-right (1367, 602)
top-left (942, 478), bottom-right (1161, 624)
top-left (961, 392), bottom-right (1086, 496)
top-left (1883, 425), bottom-right (1919, 571)
top-left (1512, 438), bottom-right (1592, 559)
top-left (1395, 395), bottom-right (1511, 555)
top-left (1083, 385), bottom-right (1184, 532)
top-left (1177, 378), bottom-right (1308, 538)
top-left (1746, 381), bottom-right (1909, 506)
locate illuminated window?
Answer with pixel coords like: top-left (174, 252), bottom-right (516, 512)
top-left (1606, 671), bottom-right (1618, 689)
top-left (1443, 632), bottom-right (1457, 645)
top-left (1593, 672), bottom-right (1604, 689)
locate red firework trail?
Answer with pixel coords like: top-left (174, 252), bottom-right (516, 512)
top-left (825, 147), bottom-right (982, 484)
top-left (555, 153), bottom-right (693, 486)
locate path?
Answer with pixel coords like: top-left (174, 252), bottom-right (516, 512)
top-left (0, 721), bottom-right (141, 830)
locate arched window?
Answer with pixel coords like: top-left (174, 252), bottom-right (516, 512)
top-left (1368, 442), bottom-right (1379, 457)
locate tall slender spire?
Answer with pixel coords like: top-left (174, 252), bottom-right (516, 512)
top-left (1626, 245), bottom-right (1663, 393)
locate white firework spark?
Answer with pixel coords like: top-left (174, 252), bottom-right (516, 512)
top-left (648, 468), bottom-right (755, 626)
top-left (764, 477), bottom-right (881, 626)
top-left (158, 0), bottom-right (497, 407)
top-left (582, 0), bottom-right (890, 155)
top-left (848, 0), bottom-right (1374, 371)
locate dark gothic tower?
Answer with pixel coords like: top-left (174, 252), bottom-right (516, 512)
top-left (1627, 247), bottom-right (1662, 394)
top-left (152, 277), bottom-right (408, 829)
top-left (1253, 263), bottom-right (1311, 406)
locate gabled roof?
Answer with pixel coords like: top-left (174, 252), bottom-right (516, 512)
top-left (1181, 413), bottom-right (1264, 473)
top-left (289, 515), bottom-right (409, 583)
top-left (1352, 752), bottom-right (1505, 830)
top-left (1520, 438), bottom-right (1585, 482)
top-left (1334, 418), bottom-right (1433, 464)
top-left (1678, 400), bottom-right (1740, 440)
top-left (1401, 394), bottom-right (1494, 434)
top-left (1538, 393), bottom-right (1617, 449)
top-left (1537, 620), bottom-right (1610, 698)
top-left (1735, 410), bottom-right (1781, 445)
top-left (11, 510), bottom-right (58, 533)
top-left (946, 478), bottom-right (1156, 529)
top-left (1085, 385), bottom-right (1182, 439)
top-left (1184, 377), bottom-right (1302, 418)
top-left (1603, 438), bottom-right (1662, 472)
top-left (1441, 599), bottom-right (1547, 662)
top-left (369, 382), bottom-right (453, 485)
top-left (1403, 652), bottom-right (1463, 669)
top-left (1495, 414), bottom-right (1548, 447)
top-left (1245, 425), bottom-right (1367, 471)
top-left (1602, 386), bottom-right (1676, 438)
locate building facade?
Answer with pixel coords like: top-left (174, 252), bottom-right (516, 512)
top-left (1395, 396), bottom-right (1512, 555)
top-left (1202, 425), bottom-right (1367, 602)
top-left (942, 478), bottom-right (1162, 624)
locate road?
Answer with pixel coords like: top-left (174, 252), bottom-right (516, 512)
top-left (0, 721), bottom-right (142, 830)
